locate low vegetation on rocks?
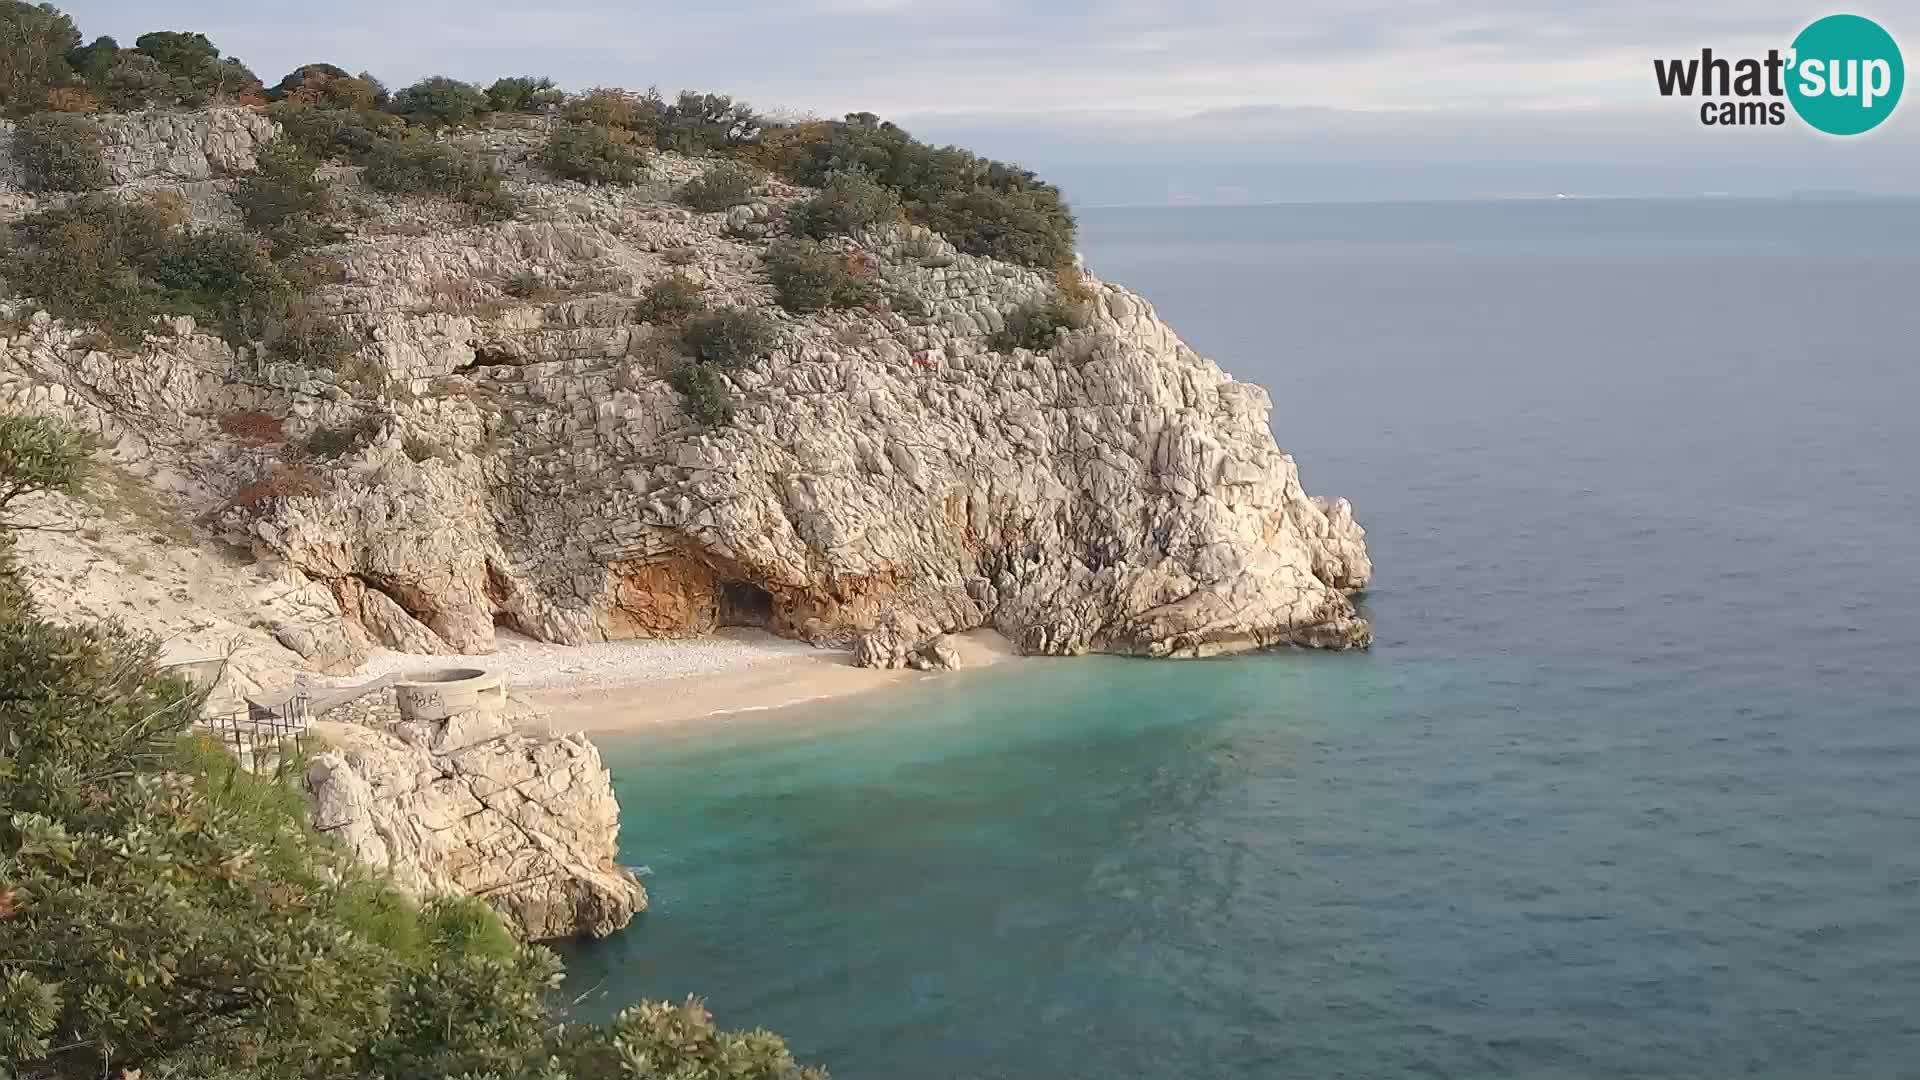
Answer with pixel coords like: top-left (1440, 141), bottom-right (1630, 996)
top-left (267, 63), bottom-right (386, 110)
top-left (759, 112), bottom-right (1076, 269)
top-left (785, 169), bottom-right (901, 240)
top-left (8, 194), bottom-right (289, 346)
top-left (676, 161), bottom-right (759, 211)
top-left (233, 137), bottom-right (343, 255)
top-left (486, 74), bottom-right (560, 113)
top-left (664, 306), bottom-right (777, 427)
top-left (387, 75), bottom-right (490, 129)
top-left (682, 306), bottom-right (776, 368)
top-left (668, 361), bottom-right (734, 427)
top-left (10, 111), bottom-right (104, 191)
top-left (991, 296), bottom-right (1089, 353)
top-left (767, 240), bottom-right (877, 314)
top-left (268, 104), bottom-right (405, 160)
top-left (362, 138), bottom-right (513, 219)
top-left (263, 297), bottom-right (355, 368)
top-left (302, 414), bottom-right (382, 458)
top-left (542, 122), bottom-right (648, 185)
top-left (634, 273), bottom-right (707, 324)
top-left (565, 88), bottom-right (761, 155)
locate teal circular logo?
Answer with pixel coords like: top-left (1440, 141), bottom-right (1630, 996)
top-left (1788, 14), bottom-right (1904, 135)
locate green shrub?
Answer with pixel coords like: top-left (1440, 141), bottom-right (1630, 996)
top-left (269, 63), bottom-right (384, 109)
top-left (146, 228), bottom-right (290, 340)
top-left (681, 306), bottom-right (775, 368)
top-left (564, 87), bottom-right (654, 131)
top-left (363, 138), bottom-right (512, 219)
top-left (268, 62), bottom-right (347, 96)
top-left (920, 187), bottom-right (1077, 269)
top-left (677, 161), bottom-right (759, 211)
top-left (541, 122), bottom-right (647, 184)
top-left (0, 414), bottom-right (93, 519)
top-left (669, 362), bottom-right (733, 426)
top-left (233, 137), bottom-right (342, 256)
top-left (486, 75), bottom-right (558, 113)
top-left (766, 240), bottom-right (876, 314)
top-left (100, 51), bottom-right (194, 109)
top-left (634, 273), bottom-right (707, 324)
top-left (265, 298), bottom-right (353, 368)
top-left (761, 112), bottom-right (1077, 268)
top-left (131, 30), bottom-right (238, 87)
top-left (990, 297), bottom-right (1087, 353)
top-left (388, 75), bottom-right (490, 128)
top-left (8, 195), bottom-right (289, 345)
top-left (268, 104), bottom-right (405, 161)
top-left (12, 112), bottom-right (104, 192)
top-left (66, 34), bottom-right (121, 89)
top-left (786, 169), bottom-right (900, 239)
top-left (660, 89), bottom-right (762, 154)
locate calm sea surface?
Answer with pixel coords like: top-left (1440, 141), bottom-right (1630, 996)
top-left (558, 200), bottom-right (1920, 1078)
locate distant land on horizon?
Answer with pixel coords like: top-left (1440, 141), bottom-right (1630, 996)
top-left (1075, 191), bottom-right (1920, 210)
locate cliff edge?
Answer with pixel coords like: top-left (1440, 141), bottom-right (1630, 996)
top-left (1, 109), bottom-right (1369, 668)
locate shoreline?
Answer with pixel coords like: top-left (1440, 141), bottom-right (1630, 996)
top-left (526, 629), bottom-right (1021, 732)
top-left (334, 628), bottom-right (1022, 733)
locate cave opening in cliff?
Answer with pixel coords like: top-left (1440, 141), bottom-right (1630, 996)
top-left (718, 581), bottom-right (776, 629)
top-left (459, 344), bottom-right (517, 372)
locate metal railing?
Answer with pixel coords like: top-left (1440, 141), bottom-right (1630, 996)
top-left (199, 691), bottom-right (312, 771)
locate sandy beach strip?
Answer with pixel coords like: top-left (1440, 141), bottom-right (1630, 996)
top-left (332, 628), bottom-right (1021, 730)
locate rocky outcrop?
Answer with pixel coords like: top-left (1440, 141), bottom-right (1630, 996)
top-left (912, 634), bottom-right (963, 672)
top-left (854, 626), bottom-right (963, 671)
top-left (93, 108), bottom-right (277, 185)
top-left (0, 110), bottom-right (1373, 672)
top-left (304, 688), bottom-right (645, 941)
top-left (0, 108), bottom-right (274, 194)
top-left (241, 171), bottom-right (1372, 660)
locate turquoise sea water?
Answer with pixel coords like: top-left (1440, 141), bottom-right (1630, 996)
top-left (558, 200), bottom-right (1920, 1078)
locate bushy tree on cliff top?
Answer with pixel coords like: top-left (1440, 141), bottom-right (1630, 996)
top-left (0, 1), bottom-right (80, 111)
top-left (0, 417), bottom-right (827, 1078)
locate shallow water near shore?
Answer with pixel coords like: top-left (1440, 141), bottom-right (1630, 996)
top-left (558, 199), bottom-right (1920, 1078)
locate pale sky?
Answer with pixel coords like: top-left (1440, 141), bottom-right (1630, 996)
top-left (50, 1), bottom-right (1920, 203)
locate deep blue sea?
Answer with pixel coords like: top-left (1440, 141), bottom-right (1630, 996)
top-left (558, 200), bottom-right (1920, 1079)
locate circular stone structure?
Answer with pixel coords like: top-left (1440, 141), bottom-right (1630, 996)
top-left (393, 668), bottom-right (506, 722)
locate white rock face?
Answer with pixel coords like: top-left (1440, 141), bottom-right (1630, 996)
top-left (304, 696), bottom-right (645, 941)
top-left (246, 189), bottom-right (1372, 660)
top-left (93, 108), bottom-right (277, 185)
top-left (0, 108), bottom-right (274, 194)
top-left (0, 109), bottom-right (1372, 672)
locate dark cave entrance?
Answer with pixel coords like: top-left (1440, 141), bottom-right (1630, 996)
top-left (718, 581), bottom-right (776, 629)
top-left (457, 344), bottom-right (518, 373)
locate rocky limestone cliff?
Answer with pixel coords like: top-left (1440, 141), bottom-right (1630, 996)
top-left (305, 692), bottom-right (645, 941)
top-left (0, 109), bottom-right (1371, 671)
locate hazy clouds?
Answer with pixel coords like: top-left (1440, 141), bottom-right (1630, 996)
top-left (52, 0), bottom-right (1920, 202)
